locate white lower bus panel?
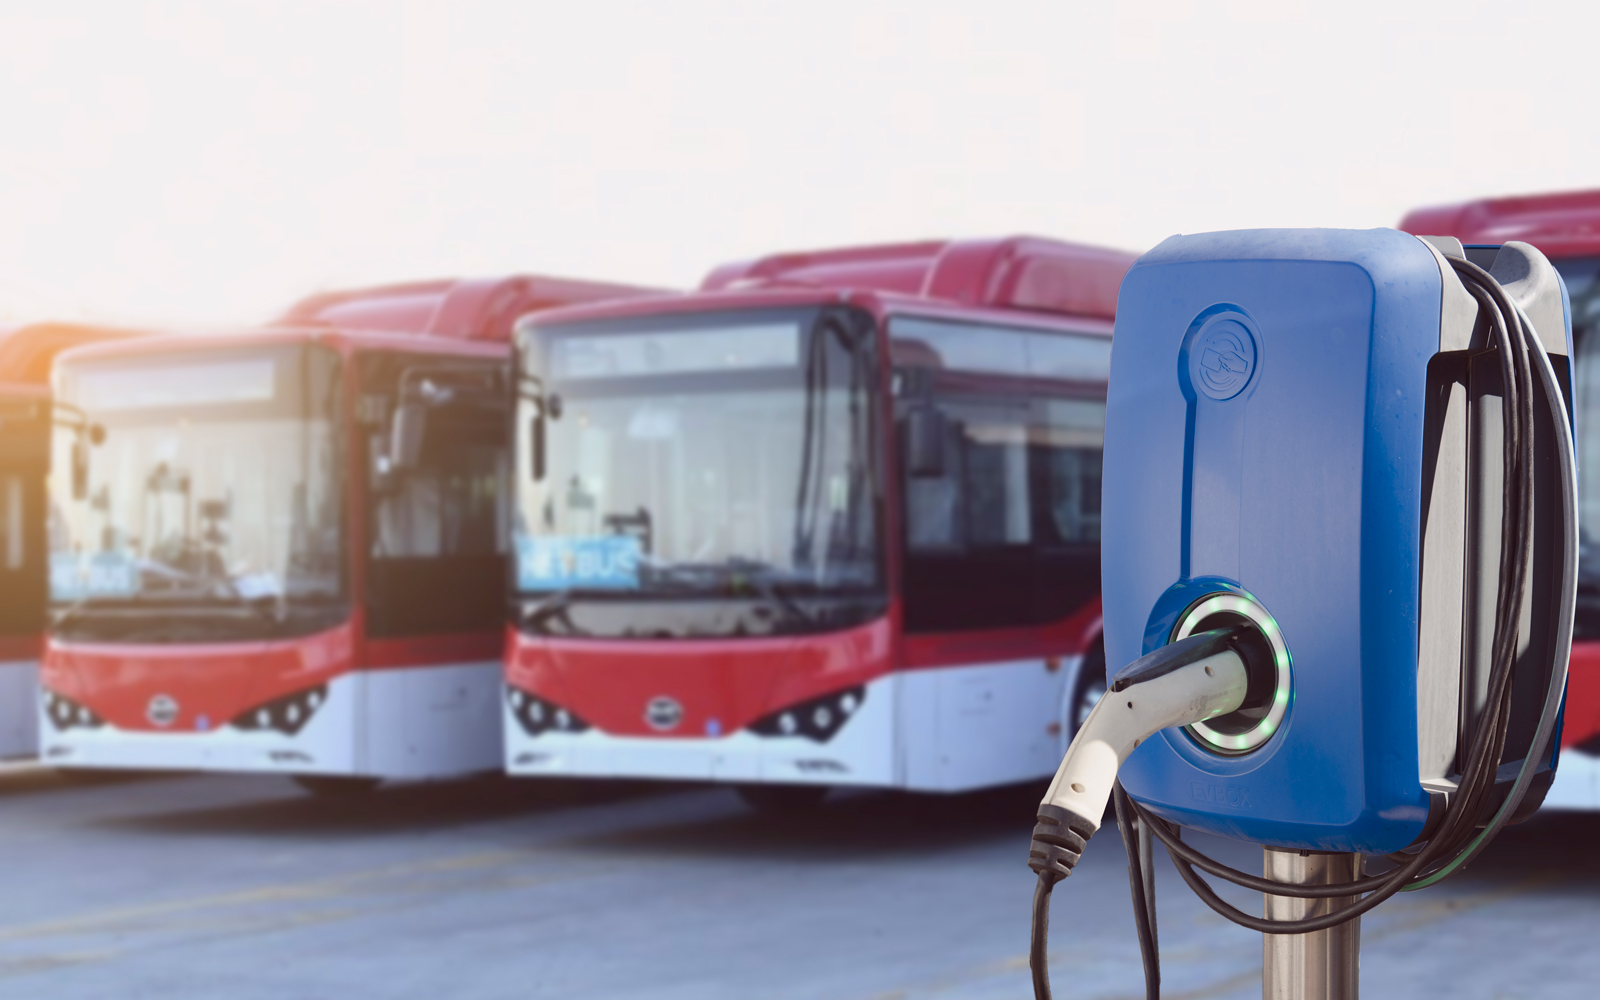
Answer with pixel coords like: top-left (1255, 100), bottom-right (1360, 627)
top-left (505, 655), bottom-right (1080, 792)
top-left (1543, 748), bottom-right (1600, 811)
top-left (0, 658), bottom-right (39, 760)
top-left (41, 660), bottom-right (504, 780)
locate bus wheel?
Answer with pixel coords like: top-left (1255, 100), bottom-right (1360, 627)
top-left (735, 783), bottom-right (829, 813)
top-left (292, 775), bottom-right (382, 796)
top-left (1070, 639), bottom-right (1108, 738)
top-left (52, 768), bottom-right (140, 785)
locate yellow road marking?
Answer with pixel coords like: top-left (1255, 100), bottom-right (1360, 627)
top-left (0, 847), bottom-right (572, 943)
top-left (0, 950), bottom-right (119, 981)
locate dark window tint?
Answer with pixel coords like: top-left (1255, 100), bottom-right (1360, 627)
top-left (1555, 259), bottom-right (1600, 556)
top-left (1554, 257), bottom-right (1600, 637)
top-left (892, 316), bottom-right (1108, 633)
top-left (362, 354), bottom-right (509, 638)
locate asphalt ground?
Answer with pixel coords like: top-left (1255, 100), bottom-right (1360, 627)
top-left (0, 766), bottom-right (1596, 999)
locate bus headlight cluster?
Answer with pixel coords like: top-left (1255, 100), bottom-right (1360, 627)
top-left (506, 686), bottom-right (590, 737)
top-left (229, 684), bottom-right (327, 736)
top-left (748, 685), bottom-right (866, 743)
top-left (43, 691), bottom-right (104, 731)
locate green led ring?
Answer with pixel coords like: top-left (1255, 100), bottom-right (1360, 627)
top-left (1171, 591), bottom-right (1291, 755)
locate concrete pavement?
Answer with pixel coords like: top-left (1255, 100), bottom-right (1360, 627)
top-left (0, 767), bottom-right (1594, 998)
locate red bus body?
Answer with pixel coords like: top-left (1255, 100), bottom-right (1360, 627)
top-left (503, 237), bottom-right (1137, 791)
top-left (40, 276), bottom-right (656, 781)
top-left (1401, 190), bottom-right (1600, 809)
top-left (0, 322), bottom-right (144, 758)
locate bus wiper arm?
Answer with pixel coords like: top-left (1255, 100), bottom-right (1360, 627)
top-left (50, 597), bottom-right (95, 629)
top-left (742, 573), bottom-right (817, 628)
top-left (522, 590), bottom-right (588, 635)
top-left (222, 588), bottom-right (289, 629)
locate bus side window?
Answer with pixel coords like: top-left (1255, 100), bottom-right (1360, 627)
top-left (1036, 399), bottom-right (1104, 545)
top-left (892, 317), bottom-right (1108, 633)
top-left (362, 354), bottom-right (509, 639)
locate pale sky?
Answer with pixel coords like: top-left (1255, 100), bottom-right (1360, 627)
top-left (0, 0), bottom-right (1591, 327)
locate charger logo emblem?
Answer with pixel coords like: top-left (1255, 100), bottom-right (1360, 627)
top-left (1191, 320), bottom-right (1256, 400)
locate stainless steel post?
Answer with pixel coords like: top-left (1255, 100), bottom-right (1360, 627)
top-left (1262, 847), bottom-right (1361, 1000)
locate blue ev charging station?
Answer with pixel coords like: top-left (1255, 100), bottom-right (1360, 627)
top-left (1027, 229), bottom-right (1577, 1000)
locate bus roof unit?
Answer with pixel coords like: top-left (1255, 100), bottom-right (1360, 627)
top-left (0, 322), bottom-right (145, 386)
top-left (1400, 189), bottom-right (1600, 257)
top-left (701, 236), bottom-right (1137, 320)
top-left (276, 274), bottom-right (664, 342)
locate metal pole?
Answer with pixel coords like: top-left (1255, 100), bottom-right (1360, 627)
top-left (1262, 847), bottom-right (1361, 1000)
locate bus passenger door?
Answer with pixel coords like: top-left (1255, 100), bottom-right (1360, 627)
top-left (358, 353), bottom-right (509, 777)
top-left (889, 317), bottom-right (1108, 790)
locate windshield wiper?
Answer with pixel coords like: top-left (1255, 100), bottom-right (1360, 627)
top-left (54, 588), bottom-right (287, 622)
top-left (49, 589), bottom-right (172, 622)
top-left (637, 561), bottom-right (729, 592)
top-left (50, 596), bottom-right (96, 630)
top-left (217, 587), bottom-right (291, 631)
top-left (643, 559), bottom-right (820, 627)
top-left (715, 559), bottom-right (819, 627)
top-left (521, 590), bottom-right (588, 636)
top-left (744, 574), bottom-right (817, 629)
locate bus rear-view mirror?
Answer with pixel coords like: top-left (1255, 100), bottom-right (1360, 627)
top-left (390, 401), bottom-right (427, 472)
top-left (530, 413), bottom-right (546, 481)
top-left (71, 438), bottom-right (90, 500)
top-left (905, 405), bottom-right (946, 478)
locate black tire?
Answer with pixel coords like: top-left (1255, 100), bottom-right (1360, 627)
top-left (735, 783), bottom-right (830, 813)
top-left (1070, 638), bottom-right (1108, 739)
top-left (292, 775), bottom-right (382, 796)
top-left (51, 767), bottom-right (146, 786)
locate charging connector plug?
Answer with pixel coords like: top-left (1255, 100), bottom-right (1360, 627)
top-left (1033, 627), bottom-right (1252, 861)
top-left (1028, 626), bottom-right (1255, 1000)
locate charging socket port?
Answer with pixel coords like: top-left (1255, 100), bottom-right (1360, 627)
top-left (1171, 593), bottom-right (1291, 754)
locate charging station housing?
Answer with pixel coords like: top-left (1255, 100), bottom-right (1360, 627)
top-left (1105, 228), bottom-right (1573, 853)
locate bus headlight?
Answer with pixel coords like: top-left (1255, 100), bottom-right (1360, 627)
top-left (748, 685), bottom-right (866, 743)
top-left (42, 690), bottom-right (104, 731)
top-left (506, 686), bottom-right (591, 737)
top-left (230, 684), bottom-right (327, 736)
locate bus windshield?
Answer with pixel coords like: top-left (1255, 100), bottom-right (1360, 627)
top-left (513, 307), bottom-right (883, 638)
top-left (48, 343), bottom-right (345, 641)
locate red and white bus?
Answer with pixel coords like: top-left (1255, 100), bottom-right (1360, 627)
top-left (40, 276), bottom-right (652, 791)
top-left (0, 323), bottom-right (143, 759)
top-left (502, 238), bottom-right (1136, 806)
top-left (1402, 190), bottom-right (1600, 810)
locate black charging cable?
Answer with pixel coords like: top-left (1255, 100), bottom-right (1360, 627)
top-left (1112, 783), bottom-right (1159, 1000)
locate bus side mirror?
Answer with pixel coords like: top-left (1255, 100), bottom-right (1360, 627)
top-left (369, 435), bottom-right (396, 494)
top-left (905, 405), bottom-right (947, 478)
top-left (390, 401), bottom-right (427, 472)
top-left (71, 438), bottom-right (90, 500)
top-left (529, 412), bottom-right (546, 481)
